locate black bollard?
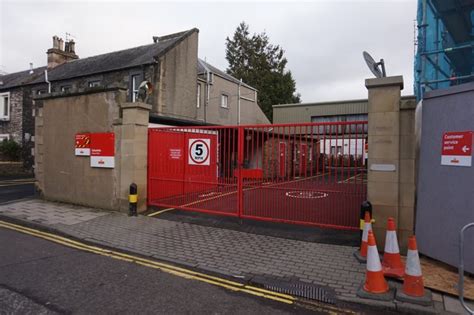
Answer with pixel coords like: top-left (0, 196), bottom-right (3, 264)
top-left (129, 183), bottom-right (138, 216)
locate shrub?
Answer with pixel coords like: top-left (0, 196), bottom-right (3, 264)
top-left (0, 139), bottom-right (21, 161)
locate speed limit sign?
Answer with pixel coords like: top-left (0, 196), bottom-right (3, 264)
top-left (188, 139), bottom-right (210, 165)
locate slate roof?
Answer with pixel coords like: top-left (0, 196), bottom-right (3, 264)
top-left (0, 66), bottom-right (47, 90)
top-left (0, 28), bottom-right (198, 90)
top-left (198, 59), bottom-right (256, 90)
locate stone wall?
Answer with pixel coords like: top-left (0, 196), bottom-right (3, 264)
top-left (35, 88), bottom-right (149, 212)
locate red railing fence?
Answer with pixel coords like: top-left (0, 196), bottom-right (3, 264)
top-left (148, 121), bottom-right (367, 230)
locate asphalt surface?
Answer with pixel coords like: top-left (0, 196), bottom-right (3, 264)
top-left (0, 227), bottom-right (323, 314)
top-left (0, 176), bottom-right (35, 204)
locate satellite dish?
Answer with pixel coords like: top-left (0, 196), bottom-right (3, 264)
top-left (137, 81), bottom-right (153, 102)
top-left (363, 51), bottom-right (386, 78)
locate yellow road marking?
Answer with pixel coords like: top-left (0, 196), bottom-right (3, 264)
top-left (148, 174), bottom-right (326, 217)
top-left (148, 207), bottom-right (175, 217)
top-left (0, 220), bottom-right (295, 304)
top-left (0, 219), bottom-right (356, 313)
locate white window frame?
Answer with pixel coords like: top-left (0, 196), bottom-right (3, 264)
top-left (220, 94), bottom-right (228, 108)
top-left (61, 85), bottom-right (72, 92)
top-left (0, 92), bottom-right (10, 121)
top-left (88, 80), bottom-right (101, 88)
top-left (131, 75), bottom-right (140, 102)
top-left (0, 134), bottom-right (10, 141)
top-left (197, 84), bottom-right (201, 108)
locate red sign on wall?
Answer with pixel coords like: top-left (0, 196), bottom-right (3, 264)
top-left (75, 133), bottom-right (91, 156)
top-left (441, 131), bottom-right (472, 167)
top-left (90, 132), bottom-right (115, 168)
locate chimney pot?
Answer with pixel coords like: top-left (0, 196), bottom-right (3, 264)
top-left (58, 38), bottom-right (64, 51)
top-left (69, 40), bottom-right (75, 54)
top-left (52, 36), bottom-right (59, 49)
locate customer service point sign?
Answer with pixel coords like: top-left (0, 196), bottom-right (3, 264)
top-left (441, 131), bottom-right (472, 167)
top-left (90, 133), bottom-right (115, 168)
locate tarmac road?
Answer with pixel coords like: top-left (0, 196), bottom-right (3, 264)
top-left (0, 227), bottom-right (323, 314)
top-left (0, 176), bottom-right (35, 204)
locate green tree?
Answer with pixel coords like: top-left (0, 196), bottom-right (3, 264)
top-left (226, 22), bottom-right (300, 121)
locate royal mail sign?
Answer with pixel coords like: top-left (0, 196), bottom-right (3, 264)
top-left (75, 133), bottom-right (91, 156)
top-left (90, 133), bottom-right (115, 168)
top-left (441, 131), bottom-right (472, 167)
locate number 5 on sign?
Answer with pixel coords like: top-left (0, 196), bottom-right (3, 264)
top-left (188, 139), bottom-right (211, 165)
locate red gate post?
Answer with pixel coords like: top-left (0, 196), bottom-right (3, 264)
top-left (237, 127), bottom-right (245, 219)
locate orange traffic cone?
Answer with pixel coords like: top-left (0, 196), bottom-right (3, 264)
top-left (396, 235), bottom-right (432, 305)
top-left (402, 236), bottom-right (424, 296)
top-left (382, 217), bottom-right (405, 278)
top-left (354, 211), bottom-right (372, 262)
top-left (363, 230), bottom-right (389, 294)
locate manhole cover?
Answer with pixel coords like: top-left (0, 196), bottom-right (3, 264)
top-left (285, 191), bottom-right (328, 199)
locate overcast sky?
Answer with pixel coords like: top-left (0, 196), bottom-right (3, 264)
top-left (1, 0), bottom-right (417, 102)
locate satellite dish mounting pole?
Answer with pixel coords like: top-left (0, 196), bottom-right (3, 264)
top-left (379, 59), bottom-right (386, 77)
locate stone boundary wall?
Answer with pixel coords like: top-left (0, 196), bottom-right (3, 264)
top-left (35, 88), bottom-right (149, 212)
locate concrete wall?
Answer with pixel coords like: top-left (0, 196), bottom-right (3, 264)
top-left (196, 75), bottom-right (269, 125)
top-left (35, 88), bottom-right (149, 212)
top-left (416, 83), bottom-right (474, 273)
top-left (365, 76), bottom-right (416, 251)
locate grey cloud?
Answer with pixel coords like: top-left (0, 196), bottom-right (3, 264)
top-left (1, 1), bottom-right (416, 102)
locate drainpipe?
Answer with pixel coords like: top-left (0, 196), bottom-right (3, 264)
top-left (205, 71), bottom-right (210, 123)
top-left (44, 69), bottom-right (51, 93)
top-left (238, 79), bottom-right (242, 125)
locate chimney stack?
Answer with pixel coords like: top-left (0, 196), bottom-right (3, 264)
top-left (47, 35), bottom-right (79, 68)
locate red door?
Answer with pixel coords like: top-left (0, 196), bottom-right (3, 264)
top-left (300, 143), bottom-right (307, 176)
top-left (279, 142), bottom-right (286, 177)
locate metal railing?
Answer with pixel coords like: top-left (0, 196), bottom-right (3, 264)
top-left (147, 122), bottom-right (368, 229)
top-left (459, 222), bottom-right (474, 315)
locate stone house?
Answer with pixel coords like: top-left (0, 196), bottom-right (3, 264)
top-left (0, 28), bottom-right (269, 169)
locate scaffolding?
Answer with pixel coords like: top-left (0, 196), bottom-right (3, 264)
top-left (414, 0), bottom-right (474, 101)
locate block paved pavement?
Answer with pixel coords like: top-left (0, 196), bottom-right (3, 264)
top-left (0, 199), bottom-right (365, 300)
top-left (1, 199), bottom-right (469, 313)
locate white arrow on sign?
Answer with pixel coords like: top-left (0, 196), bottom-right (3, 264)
top-left (462, 145), bottom-right (470, 153)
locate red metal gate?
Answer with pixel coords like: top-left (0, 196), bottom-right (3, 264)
top-left (148, 122), bottom-right (367, 230)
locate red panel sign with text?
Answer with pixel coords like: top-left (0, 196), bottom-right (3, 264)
top-left (91, 132), bottom-right (115, 168)
top-left (441, 131), bottom-right (472, 167)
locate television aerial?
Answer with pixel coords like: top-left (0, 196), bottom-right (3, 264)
top-left (363, 51), bottom-right (386, 78)
top-left (137, 81), bottom-right (153, 102)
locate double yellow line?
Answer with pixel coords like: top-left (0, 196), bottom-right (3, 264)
top-left (0, 219), bottom-right (355, 314)
top-left (0, 220), bottom-right (292, 301)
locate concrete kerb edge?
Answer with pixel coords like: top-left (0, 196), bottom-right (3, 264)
top-left (0, 213), bottom-right (443, 314)
top-left (0, 213), bottom-right (257, 290)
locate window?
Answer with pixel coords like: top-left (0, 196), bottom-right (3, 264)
top-left (131, 75), bottom-right (140, 102)
top-left (61, 85), bottom-right (72, 92)
top-left (37, 90), bottom-right (47, 95)
top-left (197, 84), bottom-right (201, 108)
top-left (0, 92), bottom-right (10, 120)
top-left (0, 134), bottom-right (10, 141)
top-left (88, 80), bottom-right (101, 88)
top-left (220, 94), bottom-right (228, 108)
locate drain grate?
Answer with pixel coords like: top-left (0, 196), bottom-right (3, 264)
top-left (251, 276), bottom-right (336, 304)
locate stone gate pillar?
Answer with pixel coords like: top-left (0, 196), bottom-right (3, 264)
top-left (117, 102), bottom-right (151, 213)
top-left (365, 76), bottom-right (414, 252)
